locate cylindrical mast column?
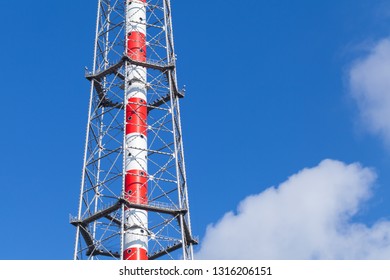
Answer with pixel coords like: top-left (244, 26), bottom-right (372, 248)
top-left (124, 0), bottom-right (148, 260)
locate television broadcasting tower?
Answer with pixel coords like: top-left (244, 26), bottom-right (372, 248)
top-left (71, 0), bottom-right (196, 260)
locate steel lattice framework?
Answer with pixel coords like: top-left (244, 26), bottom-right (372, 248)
top-left (71, 0), bottom-right (196, 260)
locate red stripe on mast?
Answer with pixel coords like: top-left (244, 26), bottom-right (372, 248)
top-left (127, 32), bottom-right (146, 62)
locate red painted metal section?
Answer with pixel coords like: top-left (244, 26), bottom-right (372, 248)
top-left (126, 98), bottom-right (147, 136)
top-left (123, 247), bottom-right (148, 260)
top-left (125, 170), bottom-right (148, 205)
top-left (127, 32), bottom-right (146, 62)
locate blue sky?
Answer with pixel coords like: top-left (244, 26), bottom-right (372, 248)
top-left (1, 0), bottom-right (390, 259)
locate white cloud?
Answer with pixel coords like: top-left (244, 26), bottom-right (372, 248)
top-left (349, 38), bottom-right (390, 144)
top-left (195, 159), bottom-right (390, 259)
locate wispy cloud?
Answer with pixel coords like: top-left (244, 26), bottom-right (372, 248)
top-left (195, 159), bottom-right (390, 259)
top-left (349, 38), bottom-right (390, 145)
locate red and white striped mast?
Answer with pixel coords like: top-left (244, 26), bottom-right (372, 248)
top-left (72, 0), bottom-right (197, 260)
top-left (124, 0), bottom-right (148, 260)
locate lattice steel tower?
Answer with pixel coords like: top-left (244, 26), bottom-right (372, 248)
top-left (71, 0), bottom-right (196, 260)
